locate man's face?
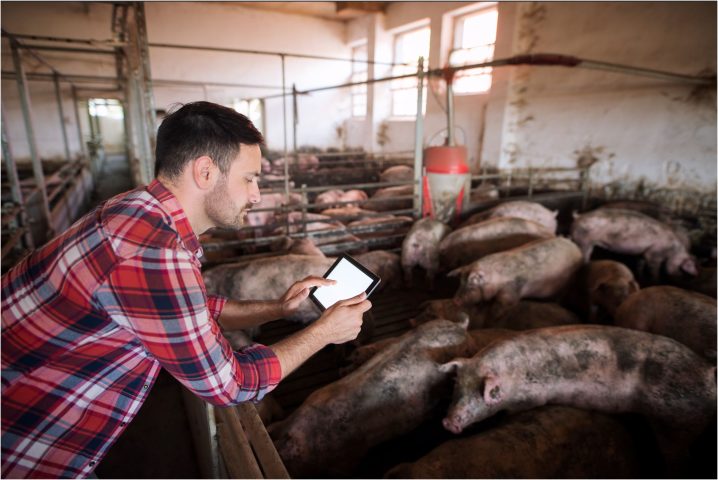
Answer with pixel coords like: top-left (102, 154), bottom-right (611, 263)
top-left (204, 144), bottom-right (262, 230)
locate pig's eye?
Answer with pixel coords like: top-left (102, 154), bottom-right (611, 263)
top-left (468, 274), bottom-right (480, 285)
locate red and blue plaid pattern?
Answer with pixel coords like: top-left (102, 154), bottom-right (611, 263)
top-left (2, 180), bottom-right (281, 478)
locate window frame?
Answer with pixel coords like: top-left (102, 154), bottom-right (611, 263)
top-left (390, 23), bottom-right (430, 119)
top-left (448, 3), bottom-right (499, 96)
top-left (350, 42), bottom-right (368, 118)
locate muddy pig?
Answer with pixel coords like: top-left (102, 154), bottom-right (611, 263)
top-left (379, 165), bottom-right (414, 183)
top-left (570, 208), bottom-right (698, 278)
top-left (203, 254), bottom-right (335, 323)
top-left (567, 260), bottom-right (640, 322)
top-left (614, 286), bottom-right (716, 363)
top-left (461, 200), bottom-right (558, 233)
top-left (439, 217), bottom-right (554, 271)
top-left (368, 184), bottom-right (414, 212)
top-left (401, 218), bottom-right (452, 287)
top-left (268, 319), bottom-right (477, 477)
top-left (344, 326), bottom-right (516, 374)
top-left (354, 250), bottom-right (403, 291)
top-left (411, 299), bottom-right (578, 330)
top-left (441, 325), bottom-right (716, 465)
top-left (386, 406), bottom-right (642, 479)
top-left (450, 237), bottom-right (583, 307)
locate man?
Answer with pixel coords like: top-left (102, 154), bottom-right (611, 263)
top-left (1, 101), bottom-right (371, 478)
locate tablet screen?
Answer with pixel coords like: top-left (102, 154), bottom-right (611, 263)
top-left (309, 254), bottom-right (381, 311)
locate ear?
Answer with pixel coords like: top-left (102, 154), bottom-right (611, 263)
top-left (553, 210), bottom-right (559, 218)
top-left (482, 375), bottom-right (502, 405)
top-left (438, 359), bottom-right (466, 374)
top-left (192, 155), bottom-right (217, 189)
top-left (448, 266), bottom-right (467, 278)
top-left (627, 280), bottom-right (639, 295)
top-left (456, 311), bottom-right (470, 330)
top-left (572, 210), bottom-right (580, 220)
top-left (681, 258), bottom-right (699, 276)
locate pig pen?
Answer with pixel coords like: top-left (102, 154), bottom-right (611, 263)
top-left (250, 192), bottom-right (713, 479)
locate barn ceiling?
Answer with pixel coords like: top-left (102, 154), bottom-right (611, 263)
top-left (228, 2), bottom-right (390, 21)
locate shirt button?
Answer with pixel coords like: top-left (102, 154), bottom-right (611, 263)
top-left (121, 422), bottom-right (126, 426)
top-left (89, 461), bottom-right (96, 467)
top-left (143, 384), bottom-right (149, 390)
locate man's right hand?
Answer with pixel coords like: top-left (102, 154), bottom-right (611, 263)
top-left (312, 292), bottom-right (372, 344)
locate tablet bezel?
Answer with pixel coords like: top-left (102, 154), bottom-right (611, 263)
top-left (308, 253), bottom-right (381, 312)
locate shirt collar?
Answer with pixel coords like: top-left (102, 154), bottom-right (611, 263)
top-left (146, 179), bottom-right (203, 257)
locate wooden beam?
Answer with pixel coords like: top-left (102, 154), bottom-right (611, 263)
top-left (335, 2), bottom-right (387, 16)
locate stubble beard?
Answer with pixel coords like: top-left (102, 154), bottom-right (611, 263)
top-left (205, 176), bottom-right (248, 230)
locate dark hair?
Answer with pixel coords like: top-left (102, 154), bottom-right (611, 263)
top-left (154, 101), bottom-right (264, 179)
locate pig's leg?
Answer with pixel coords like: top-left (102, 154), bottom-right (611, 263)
top-left (644, 249), bottom-right (665, 281)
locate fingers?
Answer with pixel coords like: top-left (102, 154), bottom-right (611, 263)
top-left (294, 276), bottom-right (336, 293)
top-left (332, 291), bottom-right (367, 308)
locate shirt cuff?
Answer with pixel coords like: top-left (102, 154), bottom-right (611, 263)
top-left (233, 344), bottom-right (282, 402)
top-left (207, 294), bottom-right (228, 321)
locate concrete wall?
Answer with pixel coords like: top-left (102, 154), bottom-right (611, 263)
top-left (2, 2), bottom-right (715, 207)
top-left (493, 2), bottom-right (716, 208)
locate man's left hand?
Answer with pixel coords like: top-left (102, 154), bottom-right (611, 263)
top-left (279, 276), bottom-right (336, 317)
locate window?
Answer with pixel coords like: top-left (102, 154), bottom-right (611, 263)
top-left (88, 98), bottom-right (123, 119)
top-left (351, 43), bottom-right (367, 117)
top-left (233, 98), bottom-right (264, 133)
top-left (449, 5), bottom-right (498, 94)
top-left (391, 25), bottom-right (430, 117)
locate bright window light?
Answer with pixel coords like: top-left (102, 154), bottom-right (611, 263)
top-left (449, 5), bottom-right (498, 94)
top-left (391, 25), bottom-right (430, 117)
top-left (351, 43), bottom-right (368, 118)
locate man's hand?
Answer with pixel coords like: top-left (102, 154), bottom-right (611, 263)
top-left (312, 292), bottom-right (372, 344)
top-left (279, 276), bottom-right (336, 317)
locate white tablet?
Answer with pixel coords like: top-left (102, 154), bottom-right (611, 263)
top-left (309, 254), bottom-right (381, 311)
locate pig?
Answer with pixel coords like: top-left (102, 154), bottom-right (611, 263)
top-left (386, 406), bottom-right (643, 479)
top-left (368, 184), bottom-right (414, 212)
top-left (202, 254), bottom-right (335, 323)
top-left (462, 200), bottom-right (558, 233)
top-left (319, 206), bottom-right (377, 221)
top-left (354, 250), bottom-right (402, 291)
top-left (340, 189), bottom-right (369, 205)
top-left (576, 260), bottom-right (640, 322)
top-left (246, 192), bottom-right (303, 229)
top-left (315, 189), bottom-right (344, 207)
top-left (344, 326), bottom-right (516, 374)
top-left (347, 215), bottom-right (413, 239)
top-left (614, 286), bottom-right (717, 363)
top-left (469, 183), bottom-right (499, 203)
top-left (440, 325), bottom-right (717, 465)
top-left (270, 236), bottom-right (325, 256)
top-left (570, 208), bottom-right (698, 278)
top-left (401, 218), bottom-right (452, 287)
top-left (274, 212), bottom-right (344, 234)
top-left (379, 165), bottom-right (414, 183)
top-left (412, 299), bottom-right (578, 331)
top-left (268, 318), bottom-right (477, 477)
top-left (439, 217), bottom-right (555, 271)
top-left (450, 237), bottom-right (583, 307)
top-left (603, 201), bottom-right (692, 249)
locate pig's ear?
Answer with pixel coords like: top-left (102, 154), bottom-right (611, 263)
top-left (482, 375), bottom-right (503, 405)
top-left (552, 210), bottom-right (559, 218)
top-left (681, 258), bottom-right (699, 276)
top-left (448, 266), bottom-right (467, 278)
top-left (438, 359), bottom-right (466, 373)
top-left (572, 210), bottom-right (580, 220)
top-left (468, 271), bottom-right (484, 286)
top-left (456, 312), bottom-right (470, 330)
top-left (627, 280), bottom-right (640, 295)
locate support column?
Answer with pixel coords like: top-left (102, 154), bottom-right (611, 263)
top-left (53, 73), bottom-right (72, 162)
top-left (10, 37), bottom-right (53, 239)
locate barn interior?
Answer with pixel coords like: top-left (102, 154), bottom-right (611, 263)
top-left (1, 1), bottom-right (716, 479)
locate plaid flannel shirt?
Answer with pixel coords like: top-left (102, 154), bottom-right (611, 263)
top-left (1, 179), bottom-right (282, 478)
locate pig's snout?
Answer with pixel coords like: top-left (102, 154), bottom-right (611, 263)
top-left (442, 415), bottom-right (464, 434)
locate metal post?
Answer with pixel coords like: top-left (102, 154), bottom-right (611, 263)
top-left (10, 37), bottom-right (54, 238)
top-left (581, 167), bottom-right (590, 210)
top-left (412, 57), bottom-right (425, 219)
top-left (1, 108), bottom-right (34, 250)
top-left (300, 184), bottom-right (308, 238)
top-left (53, 73), bottom-right (72, 161)
top-left (292, 83), bottom-right (298, 155)
top-left (527, 167), bottom-right (534, 197)
top-left (446, 77), bottom-right (455, 147)
top-left (71, 86), bottom-right (87, 162)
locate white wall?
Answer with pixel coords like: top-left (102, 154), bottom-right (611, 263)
top-left (493, 2), bottom-right (716, 206)
top-left (144, 2), bottom-right (351, 151)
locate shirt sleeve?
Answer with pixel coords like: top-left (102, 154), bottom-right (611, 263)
top-left (93, 247), bottom-right (282, 406)
top-left (207, 294), bottom-right (228, 322)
